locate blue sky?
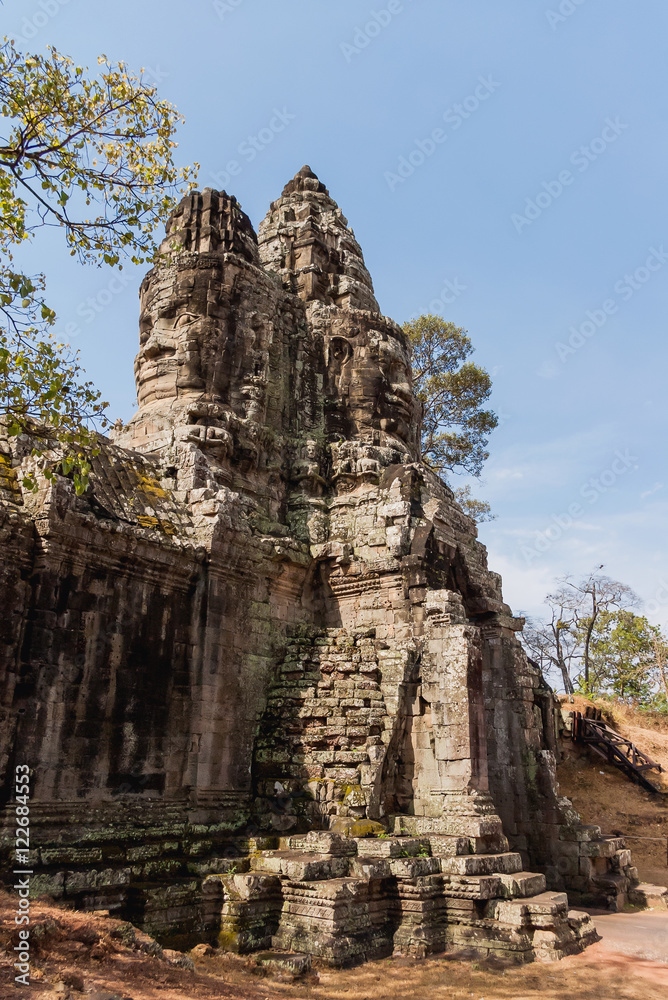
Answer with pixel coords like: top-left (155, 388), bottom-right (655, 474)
top-left (4, 0), bottom-right (668, 634)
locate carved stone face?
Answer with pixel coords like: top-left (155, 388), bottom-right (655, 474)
top-left (326, 323), bottom-right (421, 458)
top-left (127, 181), bottom-right (423, 476)
top-left (135, 260), bottom-right (276, 432)
top-left (136, 266), bottom-right (225, 410)
top-left (376, 335), bottom-right (420, 447)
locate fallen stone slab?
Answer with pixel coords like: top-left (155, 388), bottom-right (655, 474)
top-left (628, 883), bottom-right (668, 909)
top-left (252, 950), bottom-right (312, 977)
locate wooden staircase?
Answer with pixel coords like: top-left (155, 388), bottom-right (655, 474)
top-left (570, 709), bottom-right (664, 793)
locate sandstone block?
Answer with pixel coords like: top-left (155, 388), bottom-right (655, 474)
top-left (427, 835), bottom-right (470, 857)
top-left (580, 837), bottom-right (624, 858)
top-left (442, 874), bottom-right (501, 899)
top-left (356, 837), bottom-right (429, 859)
top-left (496, 871), bottom-right (547, 899)
top-left (559, 824), bottom-right (602, 843)
top-left (440, 853), bottom-right (522, 877)
top-left (388, 856), bottom-right (440, 878)
top-left (628, 883), bottom-right (668, 909)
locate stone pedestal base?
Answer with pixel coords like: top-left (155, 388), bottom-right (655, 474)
top-left (203, 832), bottom-right (599, 967)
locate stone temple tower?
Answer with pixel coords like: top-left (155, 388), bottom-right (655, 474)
top-left (258, 164), bottom-right (379, 312)
top-left (0, 167), bottom-right (652, 964)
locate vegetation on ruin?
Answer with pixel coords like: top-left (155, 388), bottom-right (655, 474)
top-left (0, 38), bottom-right (197, 491)
top-left (524, 569), bottom-right (668, 709)
top-left (403, 314), bottom-right (498, 521)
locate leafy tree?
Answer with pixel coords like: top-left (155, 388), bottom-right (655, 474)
top-left (403, 314), bottom-right (497, 520)
top-left (0, 38), bottom-right (197, 491)
top-left (584, 609), bottom-right (667, 707)
top-left (449, 483), bottom-right (496, 524)
top-left (651, 632), bottom-right (668, 705)
top-left (523, 570), bottom-right (643, 696)
top-left (556, 570), bottom-right (638, 693)
top-left (403, 314), bottom-right (497, 475)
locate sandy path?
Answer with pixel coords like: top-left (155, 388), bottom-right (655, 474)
top-left (3, 891), bottom-right (668, 1000)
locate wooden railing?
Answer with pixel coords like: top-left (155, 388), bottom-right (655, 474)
top-left (569, 711), bottom-right (664, 794)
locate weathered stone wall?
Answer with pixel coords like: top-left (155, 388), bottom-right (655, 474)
top-left (0, 167), bottom-right (650, 955)
top-left (0, 459), bottom-right (35, 791)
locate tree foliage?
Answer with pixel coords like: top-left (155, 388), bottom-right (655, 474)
top-left (449, 483), bottom-right (496, 524)
top-left (403, 315), bottom-right (497, 476)
top-left (523, 569), bottom-right (668, 709)
top-left (402, 314), bottom-right (497, 521)
top-left (0, 38), bottom-right (197, 490)
top-left (551, 570), bottom-right (638, 693)
top-left (585, 609), bottom-right (666, 706)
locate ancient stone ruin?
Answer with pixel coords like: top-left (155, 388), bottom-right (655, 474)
top-left (0, 166), bottom-right (653, 964)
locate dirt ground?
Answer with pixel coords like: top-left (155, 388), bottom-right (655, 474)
top-left (2, 892), bottom-right (668, 1000)
top-left (3, 702), bottom-right (668, 999)
top-left (557, 697), bottom-right (668, 881)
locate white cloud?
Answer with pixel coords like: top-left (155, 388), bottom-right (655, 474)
top-left (640, 482), bottom-right (663, 500)
top-left (493, 467), bottom-right (525, 481)
top-left (536, 360), bottom-right (561, 380)
top-left (479, 501), bottom-right (668, 632)
top-left (482, 422), bottom-right (628, 499)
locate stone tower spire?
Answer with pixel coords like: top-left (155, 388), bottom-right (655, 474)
top-left (258, 165), bottom-right (379, 312)
top-left (115, 186), bottom-right (312, 458)
top-left (160, 187), bottom-right (259, 263)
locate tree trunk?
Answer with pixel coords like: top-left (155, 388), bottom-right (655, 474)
top-left (582, 582), bottom-right (597, 694)
top-left (653, 637), bottom-right (668, 701)
top-left (554, 625), bottom-right (575, 695)
top-left (559, 657), bottom-right (574, 695)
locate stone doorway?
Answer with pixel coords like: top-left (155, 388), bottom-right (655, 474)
top-left (383, 676), bottom-right (440, 818)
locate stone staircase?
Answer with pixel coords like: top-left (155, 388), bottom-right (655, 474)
top-left (203, 830), bottom-right (599, 966)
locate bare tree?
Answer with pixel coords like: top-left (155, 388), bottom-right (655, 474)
top-left (522, 610), bottom-right (578, 695)
top-left (522, 568), bottom-right (640, 695)
top-left (553, 568), bottom-right (638, 693)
